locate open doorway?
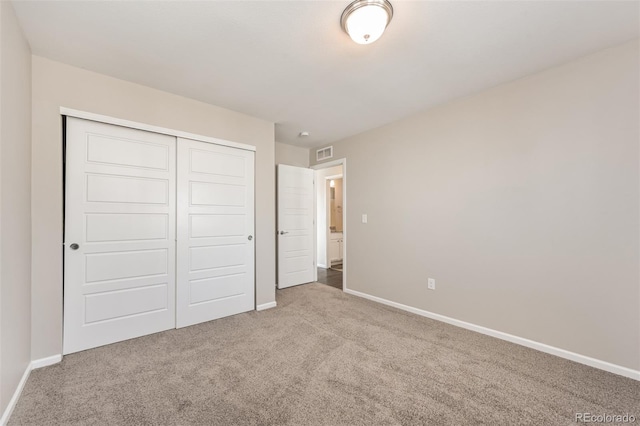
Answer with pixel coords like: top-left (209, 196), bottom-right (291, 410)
top-left (313, 161), bottom-right (345, 290)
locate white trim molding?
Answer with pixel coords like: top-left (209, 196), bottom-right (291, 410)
top-left (31, 354), bottom-right (63, 370)
top-left (60, 107), bottom-right (256, 152)
top-left (311, 158), bottom-right (347, 292)
top-left (344, 288), bottom-right (640, 381)
top-left (256, 301), bottom-right (277, 311)
top-left (1, 355), bottom-right (63, 425)
top-left (0, 364), bottom-right (30, 426)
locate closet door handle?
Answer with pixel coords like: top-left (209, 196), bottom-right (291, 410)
top-left (70, 243), bottom-right (79, 250)
top-left (279, 231), bottom-right (289, 235)
top-left (248, 235), bottom-right (253, 241)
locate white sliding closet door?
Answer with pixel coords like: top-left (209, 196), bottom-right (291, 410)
top-left (176, 138), bottom-right (255, 328)
top-left (64, 117), bottom-right (176, 354)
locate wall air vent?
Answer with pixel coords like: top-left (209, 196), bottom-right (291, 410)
top-left (316, 146), bottom-right (333, 162)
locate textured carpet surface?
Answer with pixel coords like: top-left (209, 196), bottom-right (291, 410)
top-left (10, 283), bottom-right (640, 425)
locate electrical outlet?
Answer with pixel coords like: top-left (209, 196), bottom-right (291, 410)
top-left (428, 278), bottom-right (436, 290)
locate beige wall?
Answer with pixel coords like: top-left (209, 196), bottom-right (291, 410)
top-left (0, 0), bottom-right (32, 415)
top-left (311, 41), bottom-right (640, 370)
top-left (32, 56), bottom-right (276, 360)
top-left (275, 142), bottom-right (309, 168)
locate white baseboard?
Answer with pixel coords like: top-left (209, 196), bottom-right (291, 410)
top-left (0, 363), bottom-right (30, 426)
top-left (0, 354), bottom-right (63, 425)
top-left (31, 354), bottom-right (62, 370)
top-left (344, 288), bottom-right (640, 381)
top-left (256, 301), bottom-right (277, 311)
top-left (317, 263), bottom-right (327, 268)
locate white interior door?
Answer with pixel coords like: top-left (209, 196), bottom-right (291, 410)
top-left (176, 138), bottom-right (255, 328)
top-left (64, 117), bottom-right (176, 354)
top-left (277, 164), bottom-right (315, 289)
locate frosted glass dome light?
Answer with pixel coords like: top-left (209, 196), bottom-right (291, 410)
top-left (341, 0), bottom-right (393, 45)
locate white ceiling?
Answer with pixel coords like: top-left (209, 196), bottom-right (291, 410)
top-left (12, 0), bottom-right (639, 148)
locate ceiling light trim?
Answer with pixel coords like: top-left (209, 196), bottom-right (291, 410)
top-left (341, 0), bottom-right (394, 44)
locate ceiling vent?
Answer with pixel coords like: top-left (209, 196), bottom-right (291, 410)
top-left (316, 146), bottom-right (333, 162)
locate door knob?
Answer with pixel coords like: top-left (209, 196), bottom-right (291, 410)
top-left (70, 243), bottom-right (79, 250)
top-left (279, 231), bottom-right (289, 235)
top-left (248, 235), bottom-right (253, 241)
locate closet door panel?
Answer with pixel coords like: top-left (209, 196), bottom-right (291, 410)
top-left (64, 117), bottom-right (176, 354)
top-left (176, 138), bottom-right (255, 328)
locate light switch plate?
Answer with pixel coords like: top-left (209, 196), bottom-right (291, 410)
top-left (362, 214), bottom-right (368, 224)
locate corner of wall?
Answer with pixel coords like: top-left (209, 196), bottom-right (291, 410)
top-left (0, 0), bottom-right (33, 419)
top-left (275, 141), bottom-right (310, 168)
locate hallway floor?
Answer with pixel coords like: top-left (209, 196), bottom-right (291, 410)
top-left (316, 267), bottom-right (342, 290)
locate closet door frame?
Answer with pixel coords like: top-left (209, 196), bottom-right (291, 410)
top-left (62, 108), bottom-right (257, 353)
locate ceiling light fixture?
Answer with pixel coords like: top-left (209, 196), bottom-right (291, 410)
top-left (341, 0), bottom-right (393, 45)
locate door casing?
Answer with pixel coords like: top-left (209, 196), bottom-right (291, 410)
top-left (311, 158), bottom-right (348, 291)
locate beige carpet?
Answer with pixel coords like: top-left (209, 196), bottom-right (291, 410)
top-left (10, 283), bottom-right (639, 425)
